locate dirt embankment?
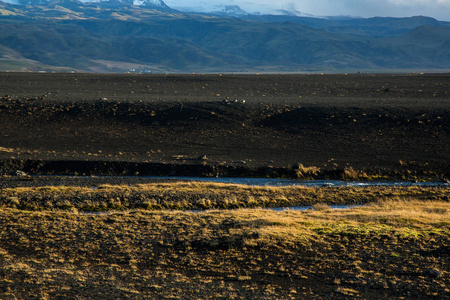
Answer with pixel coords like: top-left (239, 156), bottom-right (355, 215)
top-left (0, 73), bottom-right (449, 179)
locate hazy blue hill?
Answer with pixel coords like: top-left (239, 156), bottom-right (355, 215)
top-left (387, 26), bottom-right (450, 66)
top-left (63, 18), bottom-right (377, 68)
top-left (0, 0), bottom-right (449, 72)
top-left (243, 15), bottom-right (449, 37)
top-left (396, 25), bottom-right (450, 46)
top-left (0, 20), bottom-right (230, 70)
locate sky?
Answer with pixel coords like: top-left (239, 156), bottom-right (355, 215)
top-left (165, 0), bottom-right (450, 21)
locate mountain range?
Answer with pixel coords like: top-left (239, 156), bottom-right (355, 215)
top-left (0, 0), bottom-right (450, 73)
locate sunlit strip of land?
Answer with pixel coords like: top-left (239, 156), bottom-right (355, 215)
top-left (1, 181), bottom-right (449, 211)
top-left (0, 197), bottom-right (449, 299)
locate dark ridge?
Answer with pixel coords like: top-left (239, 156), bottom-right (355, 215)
top-left (0, 159), bottom-right (447, 182)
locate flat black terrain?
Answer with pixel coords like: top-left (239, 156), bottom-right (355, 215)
top-left (1, 72), bottom-right (449, 300)
top-left (0, 72), bottom-right (449, 179)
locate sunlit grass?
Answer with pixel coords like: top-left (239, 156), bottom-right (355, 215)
top-left (0, 196), bottom-right (448, 299)
top-left (0, 198), bottom-right (448, 247)
top-left (1, 182), bottom-right (448, 211)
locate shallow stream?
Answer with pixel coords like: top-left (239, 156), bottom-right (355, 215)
top-left (80, 204), bottom-right (366, 215)
top-left (148, 176), bottom-right (449, 187)
top-left (22, 175), bottom-right (448, 214)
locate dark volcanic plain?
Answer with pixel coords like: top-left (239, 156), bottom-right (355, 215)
top-left (0, 72), bottom-right (449, 180)
top-left (0, 73), bottom-right (449, 300)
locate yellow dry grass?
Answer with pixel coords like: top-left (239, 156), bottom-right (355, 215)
top-left (1, 181), bottom-right (449, 211)
top-left (0, 147), bottom-right (13, 152)
top-left (0, 198), bottom-right (448, 251)
top-left (0, 197), bottom-right (448, 299)
top-left (208, 198), bottom-right (450, 246)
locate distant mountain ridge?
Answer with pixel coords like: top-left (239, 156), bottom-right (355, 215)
top-left (0, 0), bottom-right (449, 73)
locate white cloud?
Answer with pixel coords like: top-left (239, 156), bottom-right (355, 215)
top-left (285, 0), bottom-right (449, 16)
top-left (230, 0), bottom-right (450, 20)
top-left (157, 0), bottom-right (450, 20)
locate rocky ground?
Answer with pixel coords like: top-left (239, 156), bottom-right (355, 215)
top-left (0, 72), bottom-right (449, 299)
top-left (0, 72), bottom-right (449, 179)
top-left (0, 201), bottom-right (449, 299)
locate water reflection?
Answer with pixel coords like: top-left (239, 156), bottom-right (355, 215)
top-left (149, 176), bottom-right (449, 187)
top-left (270, 205), bottom-right (366, 212)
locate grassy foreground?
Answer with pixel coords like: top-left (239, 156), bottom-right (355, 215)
top-left (1, 181), bottom-right (449, 211)
top-left (0, 182), bottom-right (449, 299)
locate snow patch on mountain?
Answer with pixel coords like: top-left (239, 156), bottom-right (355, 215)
top-left (2, 0), bottom-right (323, 18)
top-left (211, 5), bottom-right (248, 16)
top-left (164, 0), bottom-right (242, 14)
top-left (276, 9), bottom-right (324, 18)
top-left (164, 0), bottom-right (323, 17)
top-left (134, 0), bottom-right (170, 8)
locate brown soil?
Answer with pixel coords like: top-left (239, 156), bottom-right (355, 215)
top-left (0, 72), bottom-right (449, 299)
top-left (0, 204), bottom-right (449, 299)
top-left (0, 72), bottom-right (449, 179)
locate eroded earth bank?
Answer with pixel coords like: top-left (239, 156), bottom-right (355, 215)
top-left (0, 72), bottom-right (449, 180)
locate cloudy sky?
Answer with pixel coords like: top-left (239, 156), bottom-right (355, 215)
top-left (166, 0), bottom-right (450, 21)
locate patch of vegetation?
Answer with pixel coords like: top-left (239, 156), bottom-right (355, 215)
top-left (292, 163), bottom-right (321, 179)
top-left (0, 198), bottom-right (448, 299)
top-left (1, 182), bottom-right (449, 212)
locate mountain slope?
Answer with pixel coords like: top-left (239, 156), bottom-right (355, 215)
top-left (0, 0), bottom-right (450, 72)
top-left (242, 15), bottom-right (450, 37)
